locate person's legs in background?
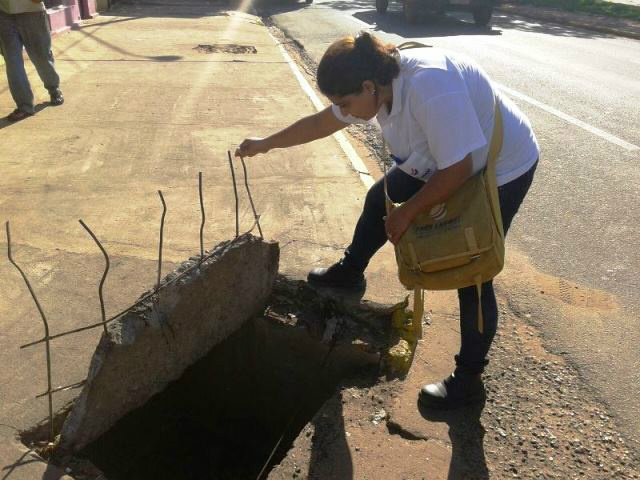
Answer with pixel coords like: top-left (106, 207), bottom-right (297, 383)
top-left (16, 11), bottom-right (63, 105)
top-left (0, 11), bottom-right (35, 119)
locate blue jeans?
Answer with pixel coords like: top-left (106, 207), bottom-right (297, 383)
top-left (0, 10), bottom-right (60, 114)
top-left (344, 162), bottom-right (538, 374)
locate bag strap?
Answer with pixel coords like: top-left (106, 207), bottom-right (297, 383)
top-left (397, 41), bottom-right (432, 50)
top-left (485, 100), bottom-right (505, 238)
top-left (413, 288), bottom-right (424, 339)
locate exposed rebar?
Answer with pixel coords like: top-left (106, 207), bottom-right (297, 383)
top-left (21, 230), bottom-right (258, 349)
top-left (157, 190), bottom-right (167, 292)
top-left (199, 172), bottom-right (205, 260)
top-left (5, 221), bottom-right (54, 442)
top-left (36, 380), bottom-right (86, 399)
top-left (239, 156), bottom-right (263, 239)
top-left (227, 150), bottom-right (239, 238)
top-left (79, 220), bottom-right (110, 334)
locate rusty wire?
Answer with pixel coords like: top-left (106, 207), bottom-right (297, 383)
top-left (79, 220), bottom-right (109, 334)
top-left (239, 156), bottom-right (263, 239)
top-left (157, 190), bottom-right (166, 292)
top-left (227, 151), bottom-right (239, 238)
top-left (20, 230), bottom-right (258, 350)
top-left (199, 172), bottom-right (205, 260)
top-left (5, 221), bottom-right (54, 442)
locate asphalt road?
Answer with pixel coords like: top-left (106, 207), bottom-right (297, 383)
top-left (260, 0), bottom-right (640, 451)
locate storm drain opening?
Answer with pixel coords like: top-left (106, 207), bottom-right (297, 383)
top-left (33, 274), bottom-right (397, 480)
top-left (80, 317), bottom-right (375, 478)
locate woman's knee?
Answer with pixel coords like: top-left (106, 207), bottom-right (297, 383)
top-left (363, 180), bottom-right (386, 214)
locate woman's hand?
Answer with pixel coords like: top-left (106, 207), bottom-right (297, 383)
top-left (385, 204), bottom-right (415, 245)
top-left (235, 137), bottom-right (270, 158)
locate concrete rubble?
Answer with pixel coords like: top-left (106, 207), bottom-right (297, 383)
top-left (59, 234), bottom-right (279, 452)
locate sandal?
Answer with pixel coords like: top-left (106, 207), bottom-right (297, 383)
top-left (7, 109), bottom-right (33, 122)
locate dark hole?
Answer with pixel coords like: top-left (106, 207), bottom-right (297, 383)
top-left (76, 312), bottom-right (376, 480)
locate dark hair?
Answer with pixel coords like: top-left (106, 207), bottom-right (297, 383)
top-left (317, 32), bottom-right (399, 97)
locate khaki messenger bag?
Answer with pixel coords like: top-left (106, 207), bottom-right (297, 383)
top-left (385, 102), bottom-right (505, 338)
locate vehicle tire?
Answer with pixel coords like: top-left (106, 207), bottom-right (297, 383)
top-left (472, 6), bottom-right (493, 26)
top-left (403, 0), bottom-right (418, 24)
top-left (376, 0), bottom-right (388, 14)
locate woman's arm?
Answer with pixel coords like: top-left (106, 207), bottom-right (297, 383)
top-left (385, 154), bottom-right (473, 244)
top-left (235, 106), bottom-right (346, 157)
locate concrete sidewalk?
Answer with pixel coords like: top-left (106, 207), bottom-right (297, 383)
top-left (0, 0), bottom-right (414, 478)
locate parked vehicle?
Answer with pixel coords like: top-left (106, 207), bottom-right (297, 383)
top-left (375, 0), bottom-right (498, 26)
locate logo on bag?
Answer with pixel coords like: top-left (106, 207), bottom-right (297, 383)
top-left (415, 217), bottom-right (461, 237)
top-left (429, 203), bottom-right (447, 221)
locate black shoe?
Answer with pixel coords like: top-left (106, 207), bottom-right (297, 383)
top-left (307, 260), bottom-right (366, 290)
top-left (419, 371), bottom-right (485, 410)
top-left (7, 108), bottom-right (34, 122)
top-left (48, 88), bottom-right (64, 106)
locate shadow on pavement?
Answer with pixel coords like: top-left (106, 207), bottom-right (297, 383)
top-left (308, 393), bottom-right (354, 479)
top-left (354, 9), bottom-right (503, 37)
top-left (491, 10), bottom-right (615, 39)
top-left (277, 0), bottom-right (618, 40)
top-left (418, 400), bottom-right (490, 480)
top-left (0, 103), bottom-right (48, 130)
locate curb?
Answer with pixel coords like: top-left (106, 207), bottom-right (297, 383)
top-left (497, 4), bottom-right (640, 40)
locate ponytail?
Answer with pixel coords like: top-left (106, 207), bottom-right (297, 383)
top-left (317, 32), bottom-right (399, 97)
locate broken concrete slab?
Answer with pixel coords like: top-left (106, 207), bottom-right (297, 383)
top-left (59, 234), bottom-right (279, 452)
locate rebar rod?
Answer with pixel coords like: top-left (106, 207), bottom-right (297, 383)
top-left (227, 150), bottom-right (239, 238)
top-left (21, 230), bottom-right (256, 349)
top-left (199, 172), bottom-right (205, 260)
top-left (78, 220), bottom-right (110, 334)
top-left (157, 190), bottom-right (167, 292)
top-left (5, 221), bottom-right (54, 442)
top-left (36, 380), bottom-right (86, 399)
top-left (239, 156), bottom-right (263, 239)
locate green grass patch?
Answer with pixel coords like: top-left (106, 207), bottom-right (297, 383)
top-left (509, 0), bottom-right (640, 21)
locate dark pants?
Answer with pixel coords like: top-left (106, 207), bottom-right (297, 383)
top-left (344, 162), bottom-right (538, 374)
top-left (0, 10), bottom-right (60, 114)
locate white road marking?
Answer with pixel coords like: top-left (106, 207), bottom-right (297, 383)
top-left (497, 83), bottom-right (640, 152)
top-left (271, 27), bottom-right (638, 173)
top-left (269, 32), bottom-right (375, 188)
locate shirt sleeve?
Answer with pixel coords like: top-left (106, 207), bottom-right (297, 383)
top-left (331, 104), bottom-right (367, 125)
top-left (412, 91), bottom-right (488, 170)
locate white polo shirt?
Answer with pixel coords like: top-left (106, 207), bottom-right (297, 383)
top-left (332, 48), bottom-right (539, 186)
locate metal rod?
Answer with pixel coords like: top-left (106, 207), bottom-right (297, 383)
top-left (36, 380), bottom-right (86, 399)
top-left (157, 190), bottom-right (167, 292)
top-left (227, 150), bottom-right (239, 238)
top-left (5, 221), bottom-right (54, 442)
top-left (199, 172), bottom-right (205, 260)
top-left (78, 220), bottom-right (110, 334)
top-left (239, 156), bottom-right (263, 239)
top-left (21, 229), bottom-right (257, 349)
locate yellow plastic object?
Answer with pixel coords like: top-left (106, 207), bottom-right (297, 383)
top-left (384, 297), bottom-right (421, 378)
